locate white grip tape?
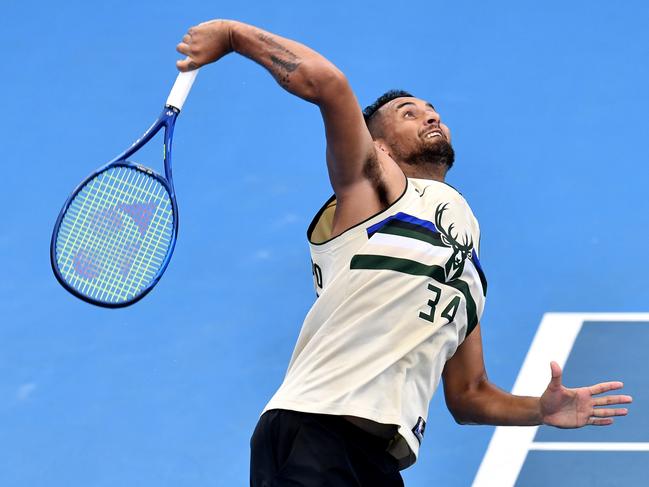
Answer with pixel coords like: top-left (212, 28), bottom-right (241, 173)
top-left (166, 69), bottom-right (199, 111)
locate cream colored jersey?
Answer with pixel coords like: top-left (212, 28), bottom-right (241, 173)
top-left (263, 177), bottom-right (487, 469)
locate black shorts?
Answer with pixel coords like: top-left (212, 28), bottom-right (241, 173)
top-left (250, 409), bottom-right (404, 487)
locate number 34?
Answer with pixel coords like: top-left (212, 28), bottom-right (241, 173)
top-left (418, 283), bottom-right (461, 324)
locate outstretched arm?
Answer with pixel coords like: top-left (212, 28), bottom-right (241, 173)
top-left (442, 324), bottom-right (632, 427)
top-left (175, 20), bottom-right (404, 219)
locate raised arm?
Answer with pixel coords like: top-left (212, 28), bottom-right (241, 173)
top-left (442, 323), bottom-right (632, 427)
top-left (176, 20), bottom-right (404, 225)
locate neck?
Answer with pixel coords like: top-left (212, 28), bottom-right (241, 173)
top-left (398, 162), bottom-right (447, 182)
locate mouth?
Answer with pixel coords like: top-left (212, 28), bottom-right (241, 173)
top-left (423, 130), bottom-right (444, 140)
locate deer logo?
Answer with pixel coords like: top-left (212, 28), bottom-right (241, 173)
top-left (435, 203), bottom-right (474, 281)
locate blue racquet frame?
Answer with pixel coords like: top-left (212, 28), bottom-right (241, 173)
top-left (50, 70), bottom-right (198, 307)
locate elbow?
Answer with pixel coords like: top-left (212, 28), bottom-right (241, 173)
top-left (454, 418), bottom-right (472, 426)
top-left (301, 61), bottom-right (348, 104)
top-left (447, 401), bottom-right (474, 425)
top-left (443, 373), bottom-right (492, 426)
top-left (445, 383), bottom-right (489, 425)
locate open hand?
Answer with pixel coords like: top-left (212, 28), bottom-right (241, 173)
top-left (540, 361), bottom-right (632, 428)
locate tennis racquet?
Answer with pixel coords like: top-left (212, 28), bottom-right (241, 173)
top-left (50, 69), bottom-right (199, 307)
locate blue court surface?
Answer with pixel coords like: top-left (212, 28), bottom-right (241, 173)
top-left (1, 1), bottom-right (648, 486)
top-left (473, 314), bottom-right (649, 486)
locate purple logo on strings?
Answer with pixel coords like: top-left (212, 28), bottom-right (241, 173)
top-left (73, 248), bottom-right (101, 279)
top-left (72, 201), bottom-right (158, 280)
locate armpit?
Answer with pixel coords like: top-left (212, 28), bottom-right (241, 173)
top-left (362, 150), bottom-right (389, 207)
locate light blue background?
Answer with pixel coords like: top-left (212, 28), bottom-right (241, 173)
top-left (1, 1), bottom-right (647, 486)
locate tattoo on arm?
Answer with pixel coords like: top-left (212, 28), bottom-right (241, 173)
top-left (257, 32), bottom-right (302, 87)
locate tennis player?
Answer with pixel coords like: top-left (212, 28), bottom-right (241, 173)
top-left (176, 20), bottom-right (632, 486)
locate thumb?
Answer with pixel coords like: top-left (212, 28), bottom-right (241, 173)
top-left (176, 57), bottom-right (199, 72)
top-left (549, 361), bottom-right (563, 388)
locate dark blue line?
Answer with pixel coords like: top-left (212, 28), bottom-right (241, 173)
top-left (367, 212), bottom-right (439, 236)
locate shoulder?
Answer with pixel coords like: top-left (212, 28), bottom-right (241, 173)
top-left (409, 179), bottom-right (471, 208)
top-left (409, 178), bottom-right (482, 236)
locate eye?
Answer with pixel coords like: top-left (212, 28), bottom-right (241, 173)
top-left (403, 110), bottom-right (415, 118)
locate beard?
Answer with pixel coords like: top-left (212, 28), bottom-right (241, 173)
top-left (397, 138), bottom-right (455, 170)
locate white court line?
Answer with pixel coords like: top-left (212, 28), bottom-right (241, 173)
top-left (471, 313), bottom-right (649, 487)
top-left (529, 442), bottom-right (649, 451)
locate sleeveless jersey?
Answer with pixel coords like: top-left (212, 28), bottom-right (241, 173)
top-left (263, 177), bottom-right (487, 469)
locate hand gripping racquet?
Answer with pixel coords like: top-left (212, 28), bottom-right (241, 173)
top-left (51, 70), bottom-right (199, 307)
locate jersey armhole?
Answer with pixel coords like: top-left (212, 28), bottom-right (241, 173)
top-left (307, 176), bottom-right (409, 247)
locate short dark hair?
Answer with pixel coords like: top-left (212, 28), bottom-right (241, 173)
top-left (363, 89), bottom-right (414, 124)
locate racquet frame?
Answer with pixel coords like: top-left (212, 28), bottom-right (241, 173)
top-left (51, 70), bottom-right (197, 307)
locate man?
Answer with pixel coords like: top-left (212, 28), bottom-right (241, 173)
top-left (176, 20), bottom-right (632, 486)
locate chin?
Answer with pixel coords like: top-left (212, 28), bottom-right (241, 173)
top-left (406, 139), bottom-right (455, 169)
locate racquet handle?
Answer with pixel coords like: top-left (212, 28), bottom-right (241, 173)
top-left (166, 69), bottom-right (199, 111)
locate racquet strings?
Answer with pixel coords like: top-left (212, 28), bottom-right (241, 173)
top-left (54, 165), bottom-right (174, 305)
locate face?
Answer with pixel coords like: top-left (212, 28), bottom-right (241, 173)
top-left (377, 97), bottom-right (454, 167)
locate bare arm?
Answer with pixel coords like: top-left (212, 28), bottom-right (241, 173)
top-left (442, 324), bottom-right (542, 425)
top-left (442, 323), bottom-right (632, 427)
top-left (176, 20), bottom-right (403, 210)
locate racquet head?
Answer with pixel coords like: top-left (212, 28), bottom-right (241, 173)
top-left (51, 69), bottom-right (198, 307)
top-left (51, 161), bottom-right (177, 307)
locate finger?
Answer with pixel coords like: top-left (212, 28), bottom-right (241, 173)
top-left (176, 57), bottom-right (198, 72)
top-left (593, 394), bottom-right (633, 407)
top-left (588, 381), bottom-right (625, 395)
top-left (592, 407), bottom-right (628, 418)
top-left (549, 361), bottom-right (562, 388)
top-left (182, 34), bottom-right (192, 44)
top-left (588, 418), bottom-right (614, 426)
top-left (176, 42), bottom-right (191, 55)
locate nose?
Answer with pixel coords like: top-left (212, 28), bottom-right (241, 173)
top-left (424, 110), bottom-right (440, 127)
